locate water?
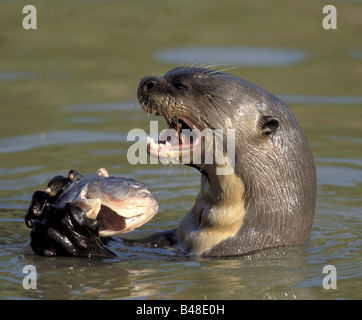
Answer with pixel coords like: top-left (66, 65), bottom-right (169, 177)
top-left (1, 98), bottom-right (361, 300)
top-left (1, 0), bottom-right (361, 300)
top-left (155, 46), bottom-right (306, 67)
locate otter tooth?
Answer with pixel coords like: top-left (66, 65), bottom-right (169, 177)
top-left (180, 134), bottom-right (187, 144)
top-left (149, 137), bottom-right (159, 150)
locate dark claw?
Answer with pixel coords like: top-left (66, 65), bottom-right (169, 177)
top-left (68, 169), bottom-right (82, 182)
top-left (30, 219), bottom-right (57, 256)
top-left (25, 191), bottom-right (47, 228)
top-left (28, 190), bottom-right (115, 257)
top-left (65, 203), bottom-right (99, 235)
top-left (45, 170), bottom-right (82, 199)
top-left (26, 170), bottom-right (122, 258)
top-left (61, 204), bottom-right (115, 257)
top-left (46, 175), bottom-right (68, 198)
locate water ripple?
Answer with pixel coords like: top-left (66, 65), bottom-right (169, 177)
top-left (0, 130), bottom-right (127, 154)
top-left (155, 45), bottom-right (306, 67)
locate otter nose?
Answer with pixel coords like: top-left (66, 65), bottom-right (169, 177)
top-left (138, 76), bottom-right (159, 95)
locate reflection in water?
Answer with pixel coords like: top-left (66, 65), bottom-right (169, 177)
top-left (0, 165), bottom-right (44, 177)
top-left (68, 117), bottom-right (106, 124)
top-left (1, 96), bottom-right (361, 299)
top-left (1, 116), bottom-right (361, 299)
top-left (1, 145), bottom-right (361, 299)
top-left (1, 0), bottom-right (361, 300)
top-left (277, 94), bottom-right (362, 105)
top-left (0, 131), bottom-right (126, 154)
top-left (1, 227), bottom-right (316, 300)
top-left (317, 165), bottom-right (362, 187)
top-left (0, 71), bottom-right (36, 82)
top-left (349, 48), bottom-right (362, 60)
top-left (0, 171), bottom-right (65, 191)
top-left (155, 46), bottom-right (306, 67)
top-left (62, 100), bottom-right (137, 112)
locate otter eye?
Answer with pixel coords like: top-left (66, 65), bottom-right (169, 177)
top-left (172, 78), bottom-right (188, 90)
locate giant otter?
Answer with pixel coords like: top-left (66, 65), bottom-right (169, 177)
top-left (136, 67), bottom-right (316, 256)
top-left (26, 67), bottom-right (316, 257)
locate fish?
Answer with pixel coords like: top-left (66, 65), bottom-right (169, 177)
top-left (25, 168), bottom-right (158, 257)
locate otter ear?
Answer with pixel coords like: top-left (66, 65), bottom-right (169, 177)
top-left (259, 115), bottom-right (279, 136)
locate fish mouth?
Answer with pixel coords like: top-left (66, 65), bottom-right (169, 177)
top-left (72, 181), bottom-right (158, 237)
top-left (141, 104), bottom-right (204, 161)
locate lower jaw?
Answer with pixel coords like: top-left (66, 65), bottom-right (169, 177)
top-left (147, 134), bottom-right (201, 160)
top-left (147, 143), bottom-right (200, 162)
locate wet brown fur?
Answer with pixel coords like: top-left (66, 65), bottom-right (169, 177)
top-left (136, 67), bottom-right (316, 257)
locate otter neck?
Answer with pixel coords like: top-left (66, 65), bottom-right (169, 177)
top-left (177, 163), bottom-right (246, 256)
top-left (200, 164), bottom-right (243, 208)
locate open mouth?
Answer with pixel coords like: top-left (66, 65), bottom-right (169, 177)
top-left (141, 104), bottom-right (203, 159)
top-left (96, 203), bottom-right (142, 237)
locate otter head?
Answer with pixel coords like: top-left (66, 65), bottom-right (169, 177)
top-left (138, 67), bottom-right (316, 256)
top-left (138, 67), bottom-right (213, 172)
top-left (137, 67), bottom-right (281, 175)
